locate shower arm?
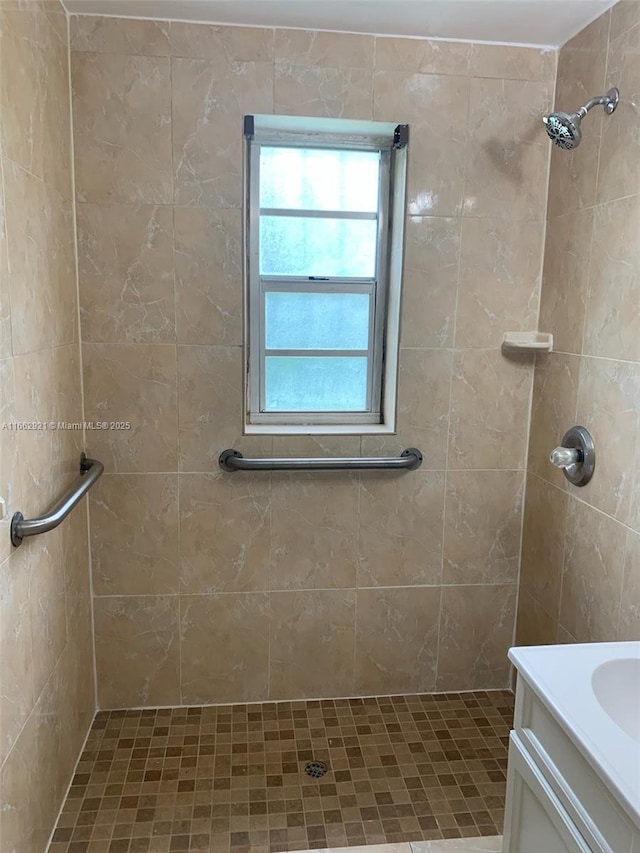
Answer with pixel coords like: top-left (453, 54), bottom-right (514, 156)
top-left (576, 89), bottom-right (619, 119)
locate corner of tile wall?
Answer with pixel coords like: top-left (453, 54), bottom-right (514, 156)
top-left (520, 0), bottom-right (640, 647)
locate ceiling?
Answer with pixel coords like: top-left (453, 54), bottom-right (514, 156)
top-left (61, 0), bottom-right (617, 49)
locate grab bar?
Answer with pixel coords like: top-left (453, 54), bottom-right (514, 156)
top-left (219, 447), bottom-right (423, 472)
top-left (10, 453), bottom-right (104, 547)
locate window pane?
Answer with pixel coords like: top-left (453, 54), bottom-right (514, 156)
top-left (265, 292), bottom-right (370, 350)
top-left (265, 356), bottom-right (368, 411)
top-left (260, 216), bottom-right (377, 277)
top-left (260, 147), bottom-right (380, 212)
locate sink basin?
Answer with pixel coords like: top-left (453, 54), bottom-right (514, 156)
top-left (592, 657), bottom-right (640, 742)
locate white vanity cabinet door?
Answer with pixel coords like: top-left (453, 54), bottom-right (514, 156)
top-left (503, 733), bottom-right (592, 853)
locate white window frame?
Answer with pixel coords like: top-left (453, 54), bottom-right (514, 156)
top-left (243, 115), bottom-right (408, 435)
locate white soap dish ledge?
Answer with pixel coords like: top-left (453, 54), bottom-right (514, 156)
top-left (502, 332), bottom-right (553, 353)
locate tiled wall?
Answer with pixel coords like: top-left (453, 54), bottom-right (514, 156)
top-left (517, 1), bottom-right (640, 645)
top-left (69, 15), bottom-right (556, 708)
top-left (0, 3), bottom-right (95, 849)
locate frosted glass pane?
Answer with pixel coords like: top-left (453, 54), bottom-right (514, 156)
top-left (260, 147), bottom-right (380, 212)
top-left (265, 357), bottom-right (368, 411)
top-left (260, 216), bottom-right (377, 277)
top-left (265, 292), bottom-right (369, 350)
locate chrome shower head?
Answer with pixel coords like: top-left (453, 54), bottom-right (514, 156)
top-left (543, 87), bottom-right (619, 150)
top-left (542, 111), bottom-right (583, 150)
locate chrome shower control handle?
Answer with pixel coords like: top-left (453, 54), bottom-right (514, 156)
top-left (549, 426), bottom-right (595, 487)
top-left (549, 446), bottom-right (581, 469)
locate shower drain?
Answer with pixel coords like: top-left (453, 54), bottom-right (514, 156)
top-left (304, 760), bottom-right (328, 778)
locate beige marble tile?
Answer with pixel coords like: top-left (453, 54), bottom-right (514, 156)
top-left (40, 7), bottom-right (74, 200)
top-left (270, 589), bottom-right (355, 700)
top-left (170, 22), bottom-right (273, 62)
top-left (77, 202), bottom-right (175, 344)
top-left (374, 72), bottom-right (469, 217)
top-left (90, 473), bottom-right (179, 595)
top-left (0, 548), bottom-right (34, 766)
top-left (464, 78), bottom-right (552, 221)
top-left (610, 1), bottom-right (640, 40)
top-left (574, 356), bottom-right (640, 522)
top-left (177, 345), bottom-right (271, 472)
top-left (179, 473), bottom-right (270, 593)
top-left (271, 472), bottom-right (358, 590)
top-left (60, 500), bottom-right (92, 652)
top-left (619, 528), bottom-right (640, 640)
top-left (469, 44), bottom-right (556, 82)
top-left (72, 52), bottom-right (172, 204)
top-left (270, 590), bottom-right (355, 700)
top-left (358, 472), bottom-right (444, 587)
top-left (54, 624), bottom-right (94, 771)
top-left (456, 218), bottom-right (543, 349)
top-left (519, 474), bottom-right (567, 616)
top-left (0, 706), bottom-right (40, 852)
top-left (584, 195), bottom-right (640, 361)
top-left (374, 36), bottom-right (472, 76)
top-left (437, 585), bottom-right (516, 691)
top-left (94, 595), bottom-right (180, 708)
top-left (400, 216), bottom-right (460, 349)
top-left (275, 61), bottom-right (373, 120)
top-left (538, 208), bottom-right (595, 355)
top-left (24, 528), bottom-right (67, 704)
top-left (70, 14), bottom-right (171, 55)
top-left (557, 624), bottom-right (579, 644)
top-left (174, 207), bottom-right (242, 345)
top-left (13, 345), bottom-right (84, 512)
top-left (172, 57), bottom-right (273, 208)
top-left (546, 13), bottom-right (609, 219)
top-left (444, 470), bottom-right (524, 585)
top-left (448, 350), bottom-right (532, 470)
top-left (77, 204), bottom-right (175, 343)
top-left (560, 497), bottom-right (626, 643)
top-left (180, 592), bottom-right (269, 703)
top-left (275, 29), bottom-right (374, 68)
top-left (0, 161), bottom-right (10, 361)
top-left (0, 357), bottom-right (20, 566)
top-left (4, 160), bottom-right (78, 354)
top-left (34, 651), bottom-right (72, 844)
top-left (362, 349), bottom-right (452, 468)
top-left (271, 435), bottom-right (361, 458)
top-left (515, 590), bottom-right (558, 647)
top-left (596, 23), bottom-right (640, 204)
top-left (0, 4), bottom-right (72, 189)
top-left (629, 429), bottom-right (640, 534)
top-left (82, 343), bottom-right (177, 473)
top-left (527, 352), bottom-right (581, 488)
top-left (355, 587), bottom-right (440, 695)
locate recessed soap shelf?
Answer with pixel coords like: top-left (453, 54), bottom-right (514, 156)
top-left (502, 332), bottom-right (553, 354)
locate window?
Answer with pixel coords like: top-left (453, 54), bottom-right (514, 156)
top-left (244, 115), bottom-right (408, 433)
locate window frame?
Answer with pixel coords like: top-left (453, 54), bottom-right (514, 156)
top-left (243, 116), bottom-right (408, 435)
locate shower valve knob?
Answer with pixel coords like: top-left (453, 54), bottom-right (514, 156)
top-left (549, 446), bottom-right (581, 469)
top-left (548, 426), bottom-right (595, 487)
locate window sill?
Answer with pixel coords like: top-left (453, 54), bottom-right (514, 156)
top-left (244, 423), bottom-right (396, 436)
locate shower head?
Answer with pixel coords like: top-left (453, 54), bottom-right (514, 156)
top-left (543, 87), bottom-right (619, 150)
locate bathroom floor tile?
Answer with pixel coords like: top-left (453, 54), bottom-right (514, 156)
top-left (47, 690), bottom-right (513, 853)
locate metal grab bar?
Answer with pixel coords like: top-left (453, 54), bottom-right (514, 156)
top-left (10, 453), bottom-right (104, 547)
top-left (219, 447), bottom-right (423, 472)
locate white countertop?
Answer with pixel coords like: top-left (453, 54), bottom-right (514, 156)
top-left (509, 641), bottom-right (640, 829)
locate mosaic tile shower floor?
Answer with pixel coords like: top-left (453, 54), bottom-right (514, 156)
top-left (48, 690), bottom-right (514, 853)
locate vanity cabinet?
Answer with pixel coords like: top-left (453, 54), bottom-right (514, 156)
top-left (503, 677), bottom-right (640, 853)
